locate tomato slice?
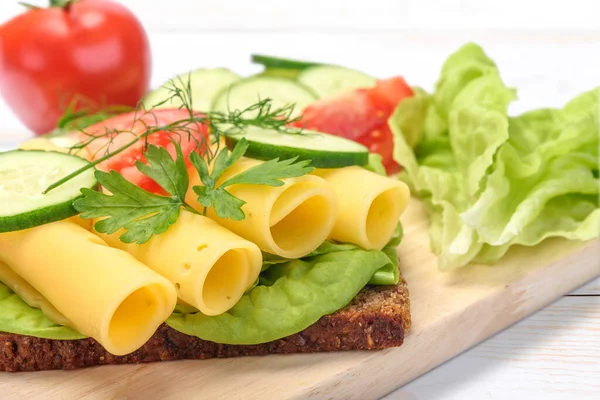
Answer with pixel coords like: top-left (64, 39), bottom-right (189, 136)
top-left (360, 125), bottom-right (401, 174)
top-left (292, 89), bottom-right (387, 140)
top-left (292, 76), bottom-right (413, 174)
top-left (81, 109), bottom-right (209, 193)
top-left (368, 76), bottom-right (414, 115)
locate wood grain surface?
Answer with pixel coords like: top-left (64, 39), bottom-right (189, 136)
top-left (388, 296), bottom-right (600, 400)
top-left (0, 199), bottom-right (597, 400)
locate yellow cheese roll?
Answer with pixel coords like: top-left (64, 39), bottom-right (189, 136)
top-left (0, 221), bottom-right (177, 356)
top-left (18, 134), bottom-right (88, 159)
top-left (18, 137), bottom-right (67, 153)
top-left (314, 166), bottom-right (410, 250)
top-left (68, 215), bottom-right (93, 231)
top-left (0, 260), bottom-right (70, 326)
top-left (186, 158), bottom-right (337, 259)
top-left (98, 211), bottom-right (262, 316)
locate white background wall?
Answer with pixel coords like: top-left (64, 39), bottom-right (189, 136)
top-left (0, 1), bottom-right (598, 399)
top-left (3, 0), bottom-right (600, 32)
top-left (1, 0), bottom-right (600, 139)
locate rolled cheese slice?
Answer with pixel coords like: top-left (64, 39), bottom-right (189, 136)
top-left (0, 260), bottom-right (70, 326)
top-left (69, 215), bottom-right (93, 231)
top-left (314, 166), bottom-right (410, 250)
top-left (18, 137), bottom-right (69, 153)
top-left (186, 158), bottom-right (338, 259)
top-left (0, 221), bottom-right (177, 356)
top-left (18, 134), bottom-right (88, 159)
top-left (98, 211), bottom-right (263, 316)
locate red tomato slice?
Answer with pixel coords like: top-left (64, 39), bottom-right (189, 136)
top-left (82, 109), bottom-right (209, 193)
top-left (360, 125), bottom-right (401, 175)
top-left (292, 76), bottom-right (413, 174)
top-left (368, 76), bottom-right (414, 115)
top-left (292, 89), bottom-right (388, 141)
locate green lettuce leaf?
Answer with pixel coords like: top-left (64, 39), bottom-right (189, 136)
top-left (434, 42), bottom-right (498, 121)
top-left (391, 86), bottom-right (430, 148)
top-left (450, 74), bottom-right (517, 196)
top-left (370, 223), bottom-right (403, 285)
top-left (461, 91), bottom-right (600, 245)
top-left (391, 43), bottom-right (600, 270)
top-left (167, 228), bottom-right (402, 345)
top-left (260, 223), bottom-right (403, 286)
top-left (0, 282), bottom-right (86, 340)
top-left (167, 228), bottom-right (403, 344)
top-left (364, 153), bottom-right (387, 176)
top-left (167, 246), bottom-right (396, 345)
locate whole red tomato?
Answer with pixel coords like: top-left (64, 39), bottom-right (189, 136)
top-left (0, 0), bottom-right (151, 134)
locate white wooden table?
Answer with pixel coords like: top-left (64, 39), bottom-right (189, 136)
top-left (1, 1), bottom-right (599, 398)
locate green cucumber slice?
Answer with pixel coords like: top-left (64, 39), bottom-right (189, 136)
top-left (212, 77), bottom-right (317, 118)
top-left (0, 150), bottom-right (97, 233)
top-left (297, 65), bottom-right (377, 98)
top-left (257, 68), bottom-right (303, 80)
top-left (225, 126), bottom-right (369, 168)
top-left (143, 68), bottom-right (240, 112)
top-left (251, 55), bottom-right (321, 70)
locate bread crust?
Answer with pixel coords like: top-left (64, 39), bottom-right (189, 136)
top-left (0, 280), bottom-right (410, 372)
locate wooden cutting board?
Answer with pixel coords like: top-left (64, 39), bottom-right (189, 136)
top-left (1, 199), bottom-right (598, 400)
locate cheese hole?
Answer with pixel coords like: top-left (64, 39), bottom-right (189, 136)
top-left (270, 193), bottom-right (332, 257)
top-left (180, 262), bottom-right (192, 276)
top-left (201, 249), bottom-right (248, 315)
top-left (197, 244), bottom-right (207, 252)
top-left (108, 285), bottom-right (163, 349)
top-left (175, 283), bottom-right (181, 290)
top-left (365, 187), bottom-right (402, 250)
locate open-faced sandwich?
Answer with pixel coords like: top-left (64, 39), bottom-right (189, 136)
top-left (0, 83), bottom-right (412, 371)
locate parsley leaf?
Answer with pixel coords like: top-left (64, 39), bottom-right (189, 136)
top-left (189, 137), bottom-right (249, 187)
top-left (193, 186), bottom-right (246, 220)
top-left (190, 138), bottom-right (315, 220)
top-left (73, 143), bottom-right (195, 244)
top-left (221, 156), bottom-right (313, 188)
top-left (210, 138), bottom-right (248, 181)
top-left (74, 171), bottom-right (181, 244)
top-left (135, 143), bottom-right (189, 199)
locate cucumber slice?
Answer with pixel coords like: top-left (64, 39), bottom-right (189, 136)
top-left (143, 68), bottom-right (240, 111)
top-left (257, 68), bottom-right (303, 80)
top-left (212, 77), bottom-right (317, 118)
top-left (224, 126), bottom-right (369, 168)
top-left (251, 55), bottom-right (320, 70)
top-left (297, 65), bottom-right (377, 98)
top-left (0, 150), bottom-right (97, 233)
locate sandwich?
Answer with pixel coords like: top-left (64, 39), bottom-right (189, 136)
top-left (0, 284), bottom-right (410, 372)
top-left (0, 97), bottom-right (412, 372)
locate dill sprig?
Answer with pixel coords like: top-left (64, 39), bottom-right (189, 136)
top-left (43, 77), bottom-right (303, 194)
top-left (62, 75), bottom-right (313, 244)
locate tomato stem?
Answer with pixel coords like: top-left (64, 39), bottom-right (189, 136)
top-left (49, 0), bottom-right (74, 8)
top-left (18, 1), bottom-right (42, 9)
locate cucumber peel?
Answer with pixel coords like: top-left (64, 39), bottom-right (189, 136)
top-left (0, 150), bottom-right (97, 232)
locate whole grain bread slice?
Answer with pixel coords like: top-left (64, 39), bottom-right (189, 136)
top-left (0, 280), bottom-right (410, 372)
